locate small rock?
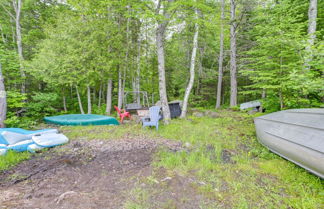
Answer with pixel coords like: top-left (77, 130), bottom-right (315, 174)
top-left (161, 177), bottom-right (172, 182)
top-left (56, 191), bottom-right (77, 204)
top-left (193, 112), bottom-right (204, 117)
top-left (205, 110), bottom-right (219, 118)
top-left (199, 181), bottom-right (206, 185)
top-left (184, 142), bottom-right (192, 149)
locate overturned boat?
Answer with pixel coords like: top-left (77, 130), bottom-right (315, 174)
top-left (254, 108), bottom-right (324, 178)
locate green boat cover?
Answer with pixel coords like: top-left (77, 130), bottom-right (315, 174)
top-left (44, 114), bottom-right (119, 126)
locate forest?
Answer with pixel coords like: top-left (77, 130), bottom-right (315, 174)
top-left (0, 0), bottom-right (322, 127)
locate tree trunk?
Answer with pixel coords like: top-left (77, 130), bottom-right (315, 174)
top-left (196, 47), bottom-right (204, 95)
top-left (87, 85), bottom-right (91, 114)
top-left (117, 70), bottom-right (123, 109)
top-left (0, 63), bottom-right (7, 128)
top-left (155, 0), bottom-right (173, 124)
top-left (0, 25), bottom-right (7, 44)
top-left (135, 39), bottom-right (141, 104)
top-left (92, 87), bottom-right (96, 106)
top-left (75, 86), bottom-right (85, 114)
top-left (98, 82), bottom-right (102, 107)
top-left (12, 0), bottom-right (26, 93)
top-left (230, 0), bottom-right (237, 107)
top-left (216, 0), bottom-right (225, 109)
top-left (180, 5), bottom-right (199, 118)
top-left (305, 0), bottom-right (317, 70)
top-left (105, 79), bottom-right (112, 115)
top-left (63, 94), bottom-right (67, 112)
top-left (260, 89), bottom-right (266, 112)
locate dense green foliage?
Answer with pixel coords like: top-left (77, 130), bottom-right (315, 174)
top-left (0, 0), bottom-right (322, 126)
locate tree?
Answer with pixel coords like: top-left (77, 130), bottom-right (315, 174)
top-left (181, 1), bottom-right (199, 118)
top-left (0, 62), bottom-right (6, 127)
top-left (0, 0), bottom-right (25, 93)
top-left (155, 0), bottom-right (173, 124)
top-left (305, 0), bottom-right (317, 69)
top-left (105, 79), bottom-right (112, 115)
top-left (216, 0), bottom-right (225, 109)
top-left (242, 0), bottom-right (323, 111)
top-left (230, 0), bottom-right (237, 107)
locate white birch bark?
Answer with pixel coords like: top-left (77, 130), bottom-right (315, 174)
top-left (75, 86), bottom-right (85, 114)
top-left (63, 94), bottom-right (67, 112)
top-left (0, 63), bottom-right (7, 128)
top-left (216, 0), bottom-right (225, 109)
top-left (87, 85), bottom-right (91, 114)
top-left (305, 0), bottom-right (317, 69)
top-left (260, 89), bottom-right (266, 112)
top-left (12, 0), bottom-right (26, 93)
top-left (117, 70), bottom-right (123, 109)
top-left (156, 0), bottom-right (172, 124)
top-left (180, 5), bottom-right (199, 118)
top-left (105, 79), bottom-right (112, 115)
top-left (230, 0), bottom-right (237, 107)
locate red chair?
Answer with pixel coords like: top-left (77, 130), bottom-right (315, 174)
top-left (114, 106), bottom-right (131, 123)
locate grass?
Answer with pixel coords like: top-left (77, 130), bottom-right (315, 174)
top-left (152, 111), bottom-right (324, 208)
top-left (0, 150), bottom-right (31, 171)
top-left (1, 110), bottom-right (323, 208)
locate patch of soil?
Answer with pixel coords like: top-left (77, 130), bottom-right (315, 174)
top-left (136, 169), bottom-right (218, 208)
top-left (221, 149), bottom-right (236, 164)
top-left (0, 138), bottom-right (183, 209)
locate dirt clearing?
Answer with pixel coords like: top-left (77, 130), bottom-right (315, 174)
top-left (0, 138), bottom-right (193, 209)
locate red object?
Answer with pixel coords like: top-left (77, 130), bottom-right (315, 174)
top-left (114, 106), bottom-right (131, 123)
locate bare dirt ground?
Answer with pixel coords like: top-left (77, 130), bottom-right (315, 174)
top-left (0, 138), bottom-right (212, 209)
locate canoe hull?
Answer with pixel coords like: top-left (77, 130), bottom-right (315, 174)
top-left (254, 109), bottom-right (324, 178)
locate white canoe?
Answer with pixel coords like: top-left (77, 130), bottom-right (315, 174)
top-left (254, 108), bottom-right (324, 178)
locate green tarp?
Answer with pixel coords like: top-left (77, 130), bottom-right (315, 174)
top-left (44, 114), bottom-right (119, 126)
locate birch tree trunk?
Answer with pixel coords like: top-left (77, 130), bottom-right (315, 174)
top-left (180, 5), bottom-right (199, 118)
top-left (0, 63), bottom-right (7, 128)
top-left (63, 94), bottom-right (67, 112)
top-left (155, 0), bottom-right (172, 124)
top-left (12, 0), bottom-right (26, 93)
top-left (216, 0), bottom-right (225, 109)
top-left (305, 0), bottom-right (317, 70)
top-left (75, 86), bottom-right (85, 114)
top-left (105, 79), bottom-right (112, 115)
top-left (230, 0), bottom-right (238, 107)
top-left (117, 70), bottom-right (123, 109)
top-left (260, 89), bottom-right (266, 112)
top-left (87, 85), bottom-right (91, 114)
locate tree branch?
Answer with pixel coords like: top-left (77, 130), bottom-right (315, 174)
top-left (0, 2), bottom-right (16, 20)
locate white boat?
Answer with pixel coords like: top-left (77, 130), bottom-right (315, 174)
top-left (254, 108), bottom-right (324, 178)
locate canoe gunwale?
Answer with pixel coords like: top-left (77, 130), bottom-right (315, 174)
top-left (255, 117), bottom-right (324, 131)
